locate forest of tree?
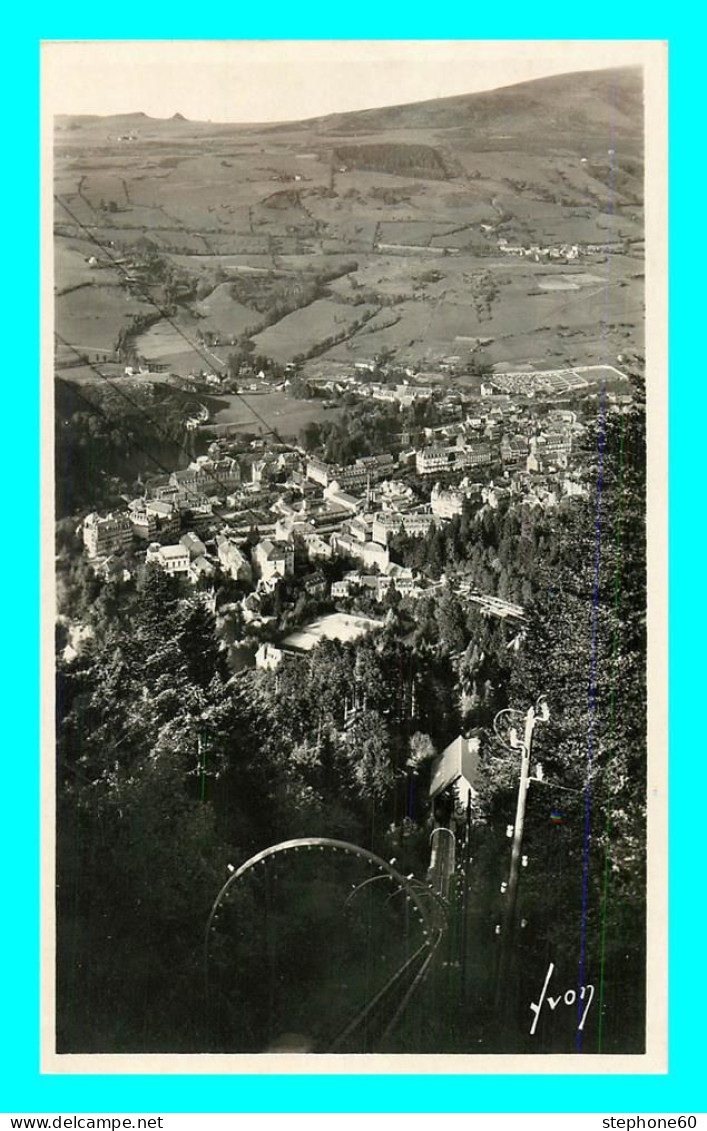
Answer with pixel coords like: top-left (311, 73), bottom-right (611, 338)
top-left (54, 387), bottom-right (646, 1054)
top-left (54, 381), bottom-right (192, 516)
top-left (500, 394), bottom-right (647, 1052)
top-left (334, 143), bottom-right (450, 180)
top-left (55, 563), bottom-right (455, 1050)
top-left (225, 261), bottom-right (359, 319)
top-left (388, 497), bottom-right (557, 606)
top-left (299, 398), bottom-right (434, 465)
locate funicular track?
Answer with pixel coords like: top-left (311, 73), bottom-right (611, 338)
top-left (204, 836), bottom-right (450, 1053)
top-left (323, 929), bottom-right (445, 1052)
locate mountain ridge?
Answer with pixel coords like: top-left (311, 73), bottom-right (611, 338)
top-left (54, 65), bottom-right (643, 137)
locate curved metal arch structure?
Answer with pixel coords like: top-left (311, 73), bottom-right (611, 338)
top-left (343, 871), bottom-right (449, 916)
top-left (207, 836), bottom-right (437, 933)
top-left (429, 826), bottom-right (456, 845)
top-left (204, 836), bottom-right (451, 1051)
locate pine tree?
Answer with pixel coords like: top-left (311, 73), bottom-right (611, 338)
top-left (487, 395), bottom-right (647, 1050)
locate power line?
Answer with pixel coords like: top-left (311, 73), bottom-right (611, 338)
top-left (55, 347), bottom-right (236, 523)
top-left (55, 331), bottom-right (261, 516)
top-left (53, 193), bottom-right (636, 569)
top-left (55, 371), bottom-right (263, 530)
top-left (56, 375), bottom-right (189, 485)
top-left (53, 187), bottom-right (315, 525)
top-left (57, 333), bottom-right (205, 458)
top-left (53, 191), bottom-right (293, 447)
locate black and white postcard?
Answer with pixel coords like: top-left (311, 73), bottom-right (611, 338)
top-left (41, 39), bottom-right (668, 1073)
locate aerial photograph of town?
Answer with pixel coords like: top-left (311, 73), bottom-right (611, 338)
top-left (49, 40), bottom-right (654, 1060)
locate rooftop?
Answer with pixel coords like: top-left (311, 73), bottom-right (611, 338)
top-left (429, 735), bottom-right (482, 801)
top-left (159, 544), bottom-right (188, 560)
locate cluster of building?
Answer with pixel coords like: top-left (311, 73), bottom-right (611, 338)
top-left (484, 365), bottom-right (627, 397)
top-left (305, 453), bottom-right (396, 491)
top-left (415, 440), bottom-right (492, 476)
top-left (85, 514), bottom-right (297, 595)
top-left (82, 405), bottom-right (578, 578)
top-left (145, 533), bottom-right (210, 582)
top-left (496, 239), bottom-right (627, 261)
top-left (357, 382), bottom-right (434, 408)
top-left (497, 238), bottom-right (580, 260)
top-left (78, 359), bottom-right (594, 651)
top-left (82, 453), bottom-right (238, 565)
top-left (331, 563), bottom-right (421, 602)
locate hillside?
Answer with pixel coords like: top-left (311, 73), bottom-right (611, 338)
top-left (53, 66), bottom-right (645, 385)
top-left (55, 66), bottom-right (643, 139)
top-left (314, 67), bottom-right (643, 140)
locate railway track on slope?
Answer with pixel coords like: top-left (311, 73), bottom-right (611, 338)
top-left (322, 929), bottom-right (444, 1053)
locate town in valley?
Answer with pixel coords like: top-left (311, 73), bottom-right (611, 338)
top-left (53, 57), bottom-right (648, 1057)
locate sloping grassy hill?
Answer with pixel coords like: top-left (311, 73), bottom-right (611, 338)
top-left (54, 67), bottom-right (645, 377)
top-left (313, 67), bottom-right (643, 141)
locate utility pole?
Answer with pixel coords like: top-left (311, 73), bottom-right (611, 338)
top-left (460, 787), bottom-right (472, 1003)
top-left (198, 732), bottom-right (208, 802)
top-left (493, 697), bottom-right (549, 1014)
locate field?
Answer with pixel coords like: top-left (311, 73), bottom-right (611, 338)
top-left (194, 283), bottom-right (259, 337)
top-left (55, 283), bottom-right (153, 353)
top-left (315, 255), bottom-right (642, 370)
top-left (536, 278), bottom-right (581, 291)
top-left (54, 240), bottom-right (123, 293)
top-left (134, 319), bottom-right (212, 372)
top-left (252, 299), bottom-right (376, 363)
top-left (281, 613), bottom-right (384, 652)
top-left (202, 390), bottom-right (341, 439)
top-left (54, 68), bottom-right (644, 387)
